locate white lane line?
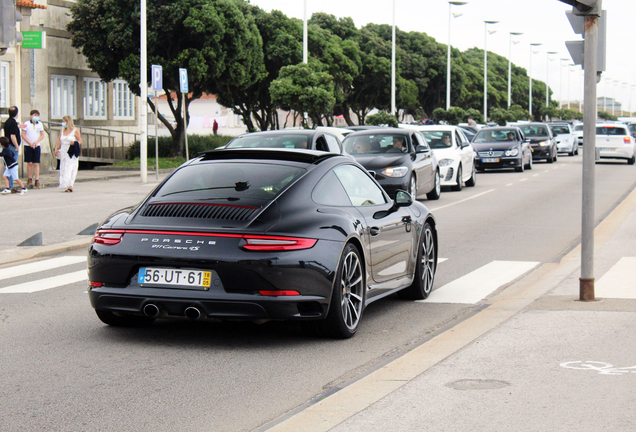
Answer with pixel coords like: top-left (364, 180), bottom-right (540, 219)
top-left (596, 257), bottom-right (636, 299)
top-left (506, 183), bottom-right (514, 187)
top-left (419, 260), bottom-right (539, 304)
top-left (438, 258), bottom-right (448, 263)
top-left (532, 174), bottom-right (539, 177)
top-left (0, 270), bottom-right (87, 294)
top-left (519, 178), bottom-right (528, 182)
top-left (0, 256), bottom-right (86, 282)
top-left (429, 189), bottom-right (495, 212)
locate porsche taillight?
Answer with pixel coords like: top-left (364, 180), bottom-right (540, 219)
top-left (241, 235), bottom-right (317, 251)
top-left (93, 230), bottom-right (125, 245)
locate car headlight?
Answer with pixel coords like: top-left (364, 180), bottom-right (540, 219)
top-left (505, 148), bottom-right (519, 157)
top-left (539, 141), bottom-right (549, 147)
top-left (438, 158), bottom-right (454, 167)
top-left (380, 166), bottom-right (409, 178)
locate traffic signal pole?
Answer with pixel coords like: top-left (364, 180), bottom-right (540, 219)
top-left (579, 14), bottom-right (598, 301)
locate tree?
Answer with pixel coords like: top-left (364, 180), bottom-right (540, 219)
top-left (269, 63), bottom-right (335, 127)
top-left (366, 111), bottom-right (398, 127)
top-left (69, 0), bottom-right (264, 155)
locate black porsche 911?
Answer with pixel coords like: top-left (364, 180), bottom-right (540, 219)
top-left (88, 149), bottom-right (438, 338)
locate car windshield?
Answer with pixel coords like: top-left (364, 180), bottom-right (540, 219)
top-left (226, 134), bottom-right (310, 149)
top-left (155, 162), bottom-right (306, 201)
top-left (520, 125), bottom-right (549, 138)
top-left (550, 125), bottom-right (570, 135)
top-left (418, 131), bottom-right (453, 149)
top-left (596, 126), bottom-right (628, 136)
top-left (473, 129), bottom-right (518, 143)
top-left (343, 134), bottom-right (409, 154)
top-left (573, 124), bottom-right (584, 131)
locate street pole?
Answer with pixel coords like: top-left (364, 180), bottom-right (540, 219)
top-left (183, 93), bottom-right (189, 160)
top-left (546, 52), bottom-right (557, 109)
top-left (603, 77), bottom-right (608, 112)
top-left (612, 80), bottom-right (617, 116)
top-left (154, 90), bottom-right (158, 181)
top-left (391, 0), bottom-right (396, 116)
top-left (568, 65), bottom-right (574, 110)
top-left (529, 43), bottom-right (541, 118)
top-left (140, 0), bottom-right (148, 183)
top-left (446, 1), bottom-right (467, 110)
top-left (508, 32), bottom-right (523, 109)
top-left (483, 21), bottom-right (498, 122)
top-left (559, 59), bottom-right (568, 109)
top-left (580, 13), bottom-right (599, 302)
top-left (303, 0), bottom-right (308, 64)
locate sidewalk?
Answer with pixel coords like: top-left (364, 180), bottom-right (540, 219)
top-left (263, 186), bottom-right (636, 431)
top-left (26, 165), bottom-right (174, 190)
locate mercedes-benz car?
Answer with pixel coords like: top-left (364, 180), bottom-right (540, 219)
top-left (88, 149), bottom-right (438, 339)
top-left (400, 125), bottom-right (476, 190)
top-left (342, 129), bottom-right (441, 200)
top-left (471, 126), bottom-right (532, 172)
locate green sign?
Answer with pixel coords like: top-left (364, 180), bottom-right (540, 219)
top-left (22, 31), bottom-right (46, 49)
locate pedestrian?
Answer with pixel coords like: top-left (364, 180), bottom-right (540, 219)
top-left (1, 136), bottom-right (27, 195)
top-left (54, 116), bottom-right (81, 193)
top-left (2, 106), bottom-right (22, 192)
top-left (468, 117), bottom-right (477, 127)
top-left (21, 109), bottom-right (45, 188)
top-left (212, 119), bottom-right (219, 135)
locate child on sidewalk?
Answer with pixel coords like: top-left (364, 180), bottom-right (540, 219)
top-left (1, 137), bottom-right (27, 195)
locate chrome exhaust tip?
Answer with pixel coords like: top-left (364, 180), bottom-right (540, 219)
top-left (143, 303), bottom-right (160, 318)
top-left (184, 306), bottom-right (201, 320)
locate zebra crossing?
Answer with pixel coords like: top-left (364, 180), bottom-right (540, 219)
top-left (1, 254), bottom-right (634, 302)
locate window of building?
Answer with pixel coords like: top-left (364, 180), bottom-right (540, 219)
top-left (0, 61), bottom-right (8, 108)
top-left (83, 78), bottom-right (107, 119)
top-left (50, 75), bottom-right (77, 119)
top-left (113, 79), bottom-right (135, 119)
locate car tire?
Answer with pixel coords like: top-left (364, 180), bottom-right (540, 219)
top-left (575, 147), bottom-right (579, 156)
top-left (398, 222), bottom-right (436, 300)
top-left (426, 170), bottom-right (441, 200)
top-left (451, 165), bottom-right (463, 191)
top-left (515, 161), bottom-right (524, 173)
top-left (409, 174), bottom-right (417, 199)
top-left (547, 155), bottom-right (553, 164)
top-left (95, 310), bottom-right (155, 327)
top-left (465, 164), bottom-right (476, 187)
top-left (526, 155), bottom-right (533, 170)
top-left (628, 155), bottom-right (635, 165)
top-left (308, 243), bottom-right (365, 339)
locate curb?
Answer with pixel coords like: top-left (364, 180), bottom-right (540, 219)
top-left (24, 168), bottom-right (175, 189)
top-left (0, 237), bottom-right (93, 266)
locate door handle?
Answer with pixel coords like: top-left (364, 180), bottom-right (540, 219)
top-left (370, 227), bottom-right (381, 236)
top-left (402, 216), bottom-right (412, 223)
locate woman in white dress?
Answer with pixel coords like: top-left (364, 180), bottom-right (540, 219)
top-left (54, 115), bottom-right (82, 192)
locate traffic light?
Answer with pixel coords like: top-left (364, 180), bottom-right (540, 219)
top-left (0, 0), bottom-right (22, 51)
top-left (558, 0), bottom-right (602, 16)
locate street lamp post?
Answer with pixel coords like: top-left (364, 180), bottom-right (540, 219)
top-left (612, 80), bottom-right (618, 116)
top-left (508, 32), bottom-right (523, 108)
top-left (391, 0), bottom-right (396, 115)
top-left (622, 82), bottom-right (627, 116)
top-left (140, 0), bottom-right (147, 183)
top-left (545, 51), bottom-right (557, 109)
top-left (303, 0), bottom-right (308, 63)
top-left (559, 58), bottom-right (568, 109)
top-left (603, 76), bottom-right (609, 112)
top-left (483, 20), bottom-right (498, 122)
top-left (567, 64), bottom-right (574, 110)
top-left (446, 1), bottom-right (467, 110)
top-left (528, 43), bottom-right (541, 118)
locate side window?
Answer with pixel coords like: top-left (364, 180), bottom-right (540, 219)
top-left (324, 134), bottom-right (341, 153)
top-left (455, 131), bottom-right (463, 147)
top-left (333, 165), bottom-right (387, 207)
top-left (312, 170), bottom-right (352, 206)
top-left (315, 136), bottom-right (329, 152)
top-left (412, 132), bottom-right (429, 150)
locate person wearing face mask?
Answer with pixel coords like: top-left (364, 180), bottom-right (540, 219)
top-left (21, 109), bottom-right (45, 188)
top-left (54, 116), bottom-right (82, 192)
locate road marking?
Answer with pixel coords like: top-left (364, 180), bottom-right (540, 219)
top-left (0, 270), bottom-right (87, 294)
top-left (595, 257), bottom-right (636, 299)
top-left (519, 178), bottom-right (528, 182)
top-left (419, 260), bottom-right (539, 304)
top-left (505, 183), bottom-right (513, 187)
top-left (0, 256), bottom-right (86, 282)
top-left (561, 361), bottom-right (636, 375)
top-left (429, 189), bottom-right (495, 212)
top-left (532, 174), bottom-right (539, 177)
top-left (438, 258), bottom-right (448, 263)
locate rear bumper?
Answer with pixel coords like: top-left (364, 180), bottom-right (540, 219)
top-left (596, 145), bottom-right (634, 160)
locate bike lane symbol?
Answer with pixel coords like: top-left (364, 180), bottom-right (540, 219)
top-left (560, 361), bottom-right (636, 375)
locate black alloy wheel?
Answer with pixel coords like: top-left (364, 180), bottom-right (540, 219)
top-left (95, 310), bottom-right (156, 327)
top-left (306, 243), bottom-right (365, 339)
top-left (398, 222), bottom-right (437, 300)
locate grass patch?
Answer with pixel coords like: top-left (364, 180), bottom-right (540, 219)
top-left (112, 157), bottom-right (186, 170)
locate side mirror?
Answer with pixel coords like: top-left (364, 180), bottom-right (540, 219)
top-left (395, 190), bottom-right (413, 207)
top-left (416, 145), bottom-right (429, 153)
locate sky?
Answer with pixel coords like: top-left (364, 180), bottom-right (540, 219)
top-left (249, 0), bottom-right (636, 112)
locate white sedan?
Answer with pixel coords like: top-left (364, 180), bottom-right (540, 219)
top-left (549, 123), bottom-right (578, 156)
top-left (400, 125), bottom-right (476, 190)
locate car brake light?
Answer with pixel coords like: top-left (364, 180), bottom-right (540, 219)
top-left (259, 290), bottom-right (300, 296)
top-left (624, 136), bottom-right (632, 144)
top-left (241, 235), bottom-right (317, 251)
top-left (93, 230), bottom-right (125, 245)
top-left (89, 281), bottom-right (103, 287)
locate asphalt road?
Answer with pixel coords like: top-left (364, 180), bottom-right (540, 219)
top-left (1, 153), bottom-right (635, 432)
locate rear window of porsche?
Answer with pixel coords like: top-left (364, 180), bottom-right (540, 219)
top-left (155, 162), bottom-right (306, 201)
